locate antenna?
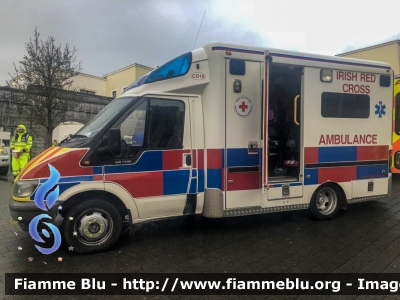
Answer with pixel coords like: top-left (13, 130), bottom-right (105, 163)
top-left (193, 10), bottom-right (206, 50)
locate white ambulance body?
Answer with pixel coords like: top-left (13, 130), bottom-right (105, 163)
top-left (122, 42), bottom-right (392, 220)
top-left (10, 42), bottom-right (393, 254)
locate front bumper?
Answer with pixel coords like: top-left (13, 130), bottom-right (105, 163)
top-left (9, 198), bottom-right (62, 231)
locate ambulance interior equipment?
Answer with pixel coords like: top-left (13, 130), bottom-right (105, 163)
top-left (268, 65), bottom-right (302, 180)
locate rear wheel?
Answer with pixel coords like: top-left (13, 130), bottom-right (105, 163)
top-left (0, 166), bottom-right (8, 176)
top-left (309, 183), bottom-right (342, 220)
top-left (62, 199), bottom-right (122, 254)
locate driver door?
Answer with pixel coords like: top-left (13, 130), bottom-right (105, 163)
top-left (104, 95), bottom-right (192, 219)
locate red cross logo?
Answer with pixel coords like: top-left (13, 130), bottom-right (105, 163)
top-left (235, 97), bottom-right (252, 117)
top-left (239, 101), bottom-right (248, 112)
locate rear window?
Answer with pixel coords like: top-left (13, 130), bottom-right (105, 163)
top-left (321, 92), bottom-right (370, 119)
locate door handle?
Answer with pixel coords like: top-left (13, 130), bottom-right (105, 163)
top-left (228, 180), bottom-right (234, 184)
top-left (294, 95), bottom-right (300, 125)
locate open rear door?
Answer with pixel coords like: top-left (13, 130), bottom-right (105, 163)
top-left (261, 51), bottom-right (304, 207)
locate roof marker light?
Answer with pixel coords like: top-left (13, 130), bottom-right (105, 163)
top-left (320, 69), bottom-right (333, 82)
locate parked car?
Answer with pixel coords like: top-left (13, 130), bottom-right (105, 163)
top-left (0, 148), bottom-right (10, 176)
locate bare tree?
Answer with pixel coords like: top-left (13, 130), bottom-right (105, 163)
top-left (7, 27), bottom-right (82, 147)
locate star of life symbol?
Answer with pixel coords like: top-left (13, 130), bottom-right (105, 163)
top-left (375, 101), bottom-right (386, 118)
top-left (234, 96), bottom-right (252, 117)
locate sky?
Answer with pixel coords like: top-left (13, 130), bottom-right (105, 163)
top-left (1, 0), bottom-right (400, 85)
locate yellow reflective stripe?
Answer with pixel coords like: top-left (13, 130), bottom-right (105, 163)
top-left (13, 196), bottom-right (30, 202)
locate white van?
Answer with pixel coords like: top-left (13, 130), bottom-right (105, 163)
top-left (9, 42), bottom-right (393, 253)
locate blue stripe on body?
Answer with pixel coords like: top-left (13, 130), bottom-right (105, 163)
top-left (227, 148), bottom-right (260, 167)
top-left (319, 146), bottom-right (357, 163)
top-left (93, 166), bottom-right (103, 175)
top-left (104, 151), bottom-right (162, 174)
top-left (211, 46), bottom-right (390, 70)
top-left (270, 53), bottom-right (390, 70)
top-left (198, 169), bottom-right (205, 192)
top-left (304, 169), bottom-right (318, 185)
top-left (357, 165), bottom-right (388, 179)
top-left (30, 182), bottom-right (80, 200)
top-left (207, 169), bottom-right (222, 189)
top-left (163, 170), bottom-right (190, 195)
top-left (39, 175), bottom-right (94, 184)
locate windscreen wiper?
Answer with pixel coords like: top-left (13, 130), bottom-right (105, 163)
top-left (69, 134), bottom-right (88, 138)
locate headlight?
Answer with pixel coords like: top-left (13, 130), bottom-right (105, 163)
top-left (13, 180), bottom-right (39, 198)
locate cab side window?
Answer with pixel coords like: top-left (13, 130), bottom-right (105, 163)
top-left (118, 98), bottom-right (185, 158)
top-left (120, 101), bottom-right (147, 147)
top-left (147, 99), bottom-right (185, 149)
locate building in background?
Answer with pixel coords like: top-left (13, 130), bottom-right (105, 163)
top-left (336, 40), bottom-right (400, 75)
top-left (73, 63), bottom-right (154, 98)
top-left (52, 62), bottom-right (153, 139)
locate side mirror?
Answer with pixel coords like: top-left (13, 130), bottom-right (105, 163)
top-left (107, 128), bottom-right (121, 156)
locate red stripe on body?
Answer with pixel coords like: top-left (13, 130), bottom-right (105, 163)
top-left (23, 150), bottom-right (93, 179)
top-left (318, 166), bottom-right (357, 184)
top-left (105, 172), bottom-right (163, 198)
top-left (19, 147), bottom-right (56, 178)
top-left (304, 147), bottom-right (319, 164)
top-left (40, 147), bottom-right (64, 164)
top-left (192, 150), bottom-right (197, 168)
top-left (357, 145), bottom-right (388, 161)
top-left (93, 175), bottom-right (103, 181)
top-left (198, 149), bottom-right (204, 169)
top-left (207, 149), bottom-right (222, 168)
top-left (162, 150), bottom-right (190, 170)
top-left (227, 171), bottom-right (261, 191)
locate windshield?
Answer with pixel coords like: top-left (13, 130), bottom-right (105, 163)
top-left (73, 97), bottom-right (135, 138)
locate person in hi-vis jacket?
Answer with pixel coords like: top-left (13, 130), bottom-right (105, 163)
top-left (10, 124), bottom-right (33, 179)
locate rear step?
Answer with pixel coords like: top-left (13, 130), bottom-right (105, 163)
top-left (267, 176), bottom-right (298, 183)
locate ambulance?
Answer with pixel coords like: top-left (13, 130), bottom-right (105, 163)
top-left (9, 42), bottom-right (393, 254)
top-left (391, 75), bottom-right (400, 172)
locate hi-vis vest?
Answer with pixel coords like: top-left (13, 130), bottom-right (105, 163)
top-left (11, 132), bottom-right (33, 153)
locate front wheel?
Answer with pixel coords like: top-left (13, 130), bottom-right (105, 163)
top-left (309, 183), bottom-right (342, 220)
top-left (62, 199), bottom-right (122, 254)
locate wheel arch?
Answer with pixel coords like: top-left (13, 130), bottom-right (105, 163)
top-left (314, 181), bottom-right (348, 211)
top-left (57, 182), bottom-right (139, 221)
top-left (59, 190), bottom-right (128, 218)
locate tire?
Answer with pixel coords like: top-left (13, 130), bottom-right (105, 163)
top-left (62, 199), bottom-right (122, 254)
top-left (0, 166), bottom-right (8, 176)
top-left (309, 183), bottom-right (342, 220)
